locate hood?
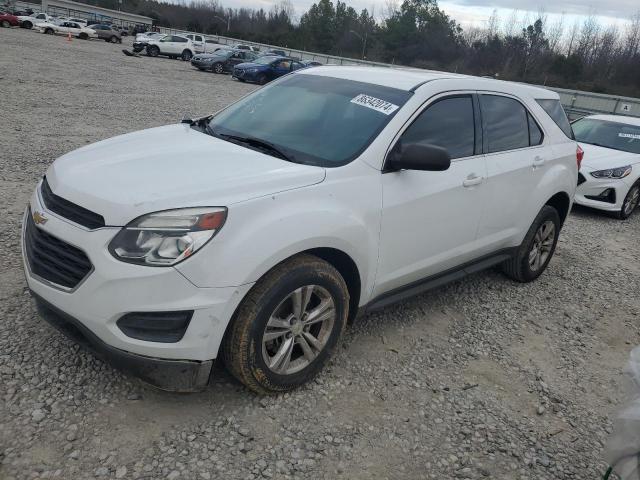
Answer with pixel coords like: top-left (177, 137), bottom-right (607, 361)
top-left (235, 62), bottom-right (265, 69)
top-left (578, 142), bottom-right (640, 170)
top-left (46, 124), bottom-right (325, 226)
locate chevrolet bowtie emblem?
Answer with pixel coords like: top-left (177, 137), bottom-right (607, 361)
top-left (32, 211), bottom-right (48, 225)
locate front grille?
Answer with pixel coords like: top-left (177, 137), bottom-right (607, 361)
top-left (577, 172), bottom-right (587, 185)
top-left (41, 177), bottom-right (105, 229)
top-left (24, 209), bottom-right (93, 289)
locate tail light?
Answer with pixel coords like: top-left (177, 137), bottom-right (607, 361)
top-left (576, 145), bottom-right (584, 169)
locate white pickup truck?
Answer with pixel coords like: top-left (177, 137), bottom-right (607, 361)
top-left (184, 34), bottom-right (226, 54)
top-left (17, 12), bottom-right (54, 29)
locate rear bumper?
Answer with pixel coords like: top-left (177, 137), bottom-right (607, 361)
top-left (31, 291), bottom-right (213, 392)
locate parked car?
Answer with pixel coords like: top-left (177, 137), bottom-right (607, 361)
top-left (57, 16), bottom-right (87, 26)
top-left (191, 49), bottom-right (258, 73)
top-left (233, 43), bottom-right (260, 52)
top-left (0, 11), bottom-right (19, 27)
top-left (12, 9), bottom-right (34, 16)
top-left (132, 32), bottom-right (165, 52)
top-left (302, 60), bottom-right (324, 67)
top-left (35, 21), bottom-right (98, 40)
top-left (17, 12), bottom-right (54, 29)
top-left (146, 35), bottom-right (195, 61)
top-left (261, 49), bottom-right (287, 57)
top-left (23, 67), bottom-right (578, 394)
top-left (573, 114), bottom-right (640, 219)
top-left (232, 56), bottom-right (306, 84)
top-left (89, 23), bottom-right (121, 43)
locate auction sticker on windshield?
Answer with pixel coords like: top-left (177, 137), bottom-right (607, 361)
top-left (619, 133), bottom-right (640, 140)
top-left (351, 94), bottom-right (400, 115)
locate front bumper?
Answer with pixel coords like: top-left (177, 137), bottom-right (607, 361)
top-left (22, 185), bottom-right (253, 389)
top-left (574, 167), bottom-right (633, 212)
top-left (31, 291), bottom-right (213, 392)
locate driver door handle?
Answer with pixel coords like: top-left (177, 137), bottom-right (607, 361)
top-left (463, 174), bottom-right (483, 188)
top-left (533, 156), bottom-right (546, 168)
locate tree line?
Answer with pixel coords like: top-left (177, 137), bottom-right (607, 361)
top-left (80, 0), bottom-right (640, 96)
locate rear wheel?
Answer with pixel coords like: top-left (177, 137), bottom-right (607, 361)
top-left (221, 254), bottom-right (349, 394)
top-left (212, 62), bottom-right (224, 74)
top-left (147, 45), bottom-right (159, 57)
top-left (257, 73), bottom-right (268, 85)
top-left (45, 28), bottom-right (54, 34)
top-left (1, 20), bottom-right (10, 28)
top-left (110, 35), bottom-right (118, 43)
top-left (618, 182), bottom-right (640, 219)
top-left (502, 205), bottom-right (560, 283)
top-left (181, 49), bottom-right (192, 61)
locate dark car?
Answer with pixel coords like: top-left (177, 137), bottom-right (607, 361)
top-left (191, 49), bottom-right (258, 74)
top-left (302, 60), bottom-right (324, 67)
top-left (0, 11), bottom-right (19, 27)
top-left (232, 56), bottom-right (306, 85)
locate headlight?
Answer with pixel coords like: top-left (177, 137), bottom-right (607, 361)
top-left (109, 207), bottom-right (227, 266)
top-left (590, 165), bottom-right (632, 179)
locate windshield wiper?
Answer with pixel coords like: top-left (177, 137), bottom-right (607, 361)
top-left (211, 130), bottom-right (298, 163)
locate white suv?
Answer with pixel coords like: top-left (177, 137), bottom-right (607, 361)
top-left (146, 34), bottom-right (194, 61)
top-left (23, 68), bottom-right (579, 393)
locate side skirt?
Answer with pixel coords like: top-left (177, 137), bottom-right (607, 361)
top-left (364, 248), bottom-right (516, 314)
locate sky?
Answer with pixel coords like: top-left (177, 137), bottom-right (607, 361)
top-left (217, 0), bottom-right (638, 29)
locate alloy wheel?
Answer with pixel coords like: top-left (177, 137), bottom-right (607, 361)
top-left (623, 186), bottom-right (640, 216)
top-left (528, 220), bottom-right (555, 272)
top-left (262, 285), bottom-right (336, 375)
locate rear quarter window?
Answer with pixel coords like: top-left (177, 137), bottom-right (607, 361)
top-left (536, 99), bottom-right (574, 139)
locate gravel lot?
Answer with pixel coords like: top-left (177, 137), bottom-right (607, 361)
top-left (2, 27), bottom-right (640, 480)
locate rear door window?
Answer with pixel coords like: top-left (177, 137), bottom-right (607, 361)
top-left (480, 95), bottom-right (529, 153)
top-left (536, 99), bottom-right (574, 139)
top-left (400, 95), bottom-right (476, 160)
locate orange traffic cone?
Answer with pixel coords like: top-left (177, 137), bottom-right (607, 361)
top-left (67, 32), bottom-right (72, 42)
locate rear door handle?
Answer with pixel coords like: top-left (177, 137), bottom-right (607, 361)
top-left (533, 156), bottom-right (546, 168)
top-left (463, 174), bottom-right (483, 188)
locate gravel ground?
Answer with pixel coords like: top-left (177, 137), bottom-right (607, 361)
top-left (1, 27), bottom-right (640, 480)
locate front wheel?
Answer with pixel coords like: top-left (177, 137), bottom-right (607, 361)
top-left (45, 28), bottom-right (54, 34)
top-left (502, 205), bottom-right (561, 283)
top-left (221, 254), bottom-right (349, 394)
top-left (79, 32), bottom-right (88, 40)
top-left (147, 45), bottom-right (159, 57)
top-left (22, 21), bottom-right (33, 29)
top-left (618, 182), bottom-right (640, 220)
top-left (110, 36), bottom-right (118, 43)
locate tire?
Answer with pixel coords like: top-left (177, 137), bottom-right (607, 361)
top-left (22, 21), bottom-right (32, 29)
top-left (257, 73), bottom-right (268, 85)
top-left (212, 62), bottom-right (224, 74)
top-left (181, 49), bottom-right (192, 61)
top-left (147, 45), bottom-right (159, 57)
top-left (221, 254), bottom-right (349, 394)
top-left (110, 35), bottom-right (118, 43)
top-left (501, 205), bottom-right (561, 283)
top-left (45, 28), bottom-right (54, 35)
top-left (1, 20), bottom-right (10, 28)
top-left (617, 182), bottom-right (640, 220)
top-left (79, 32), bottom-right (88, 40)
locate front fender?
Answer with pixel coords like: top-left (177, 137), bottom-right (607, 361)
top-left (175, 162), bottom-right (382, 306)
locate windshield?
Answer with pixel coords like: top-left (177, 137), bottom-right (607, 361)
top-left (573, 118), bottom-right (640, 154)
top-left (207, 74), bottom-right (412, 167)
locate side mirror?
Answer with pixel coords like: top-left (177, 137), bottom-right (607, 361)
top-left (387, 142), bottom-right (451, 172)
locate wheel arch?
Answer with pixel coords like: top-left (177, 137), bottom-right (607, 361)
top-left (545, 191), bottom-right (571, 225)
top-left (304, 247), bottom-right (361, 323)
